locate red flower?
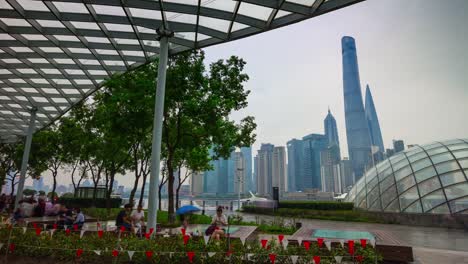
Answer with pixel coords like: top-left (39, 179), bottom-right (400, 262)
top-left (360, 239), bottom-right (367, 248)
top-left (317, 238), bottom-right (324, 248)
top-left (303, 241), bottom-right (311, 251)
top-left (187, 251), bottom-right (195, 263)
top-left (112, 249), bottom-right (119, 257)
top-left (65, 229), bottom-right (71, 235)
top-left (313, 256), bottom-right (321, 264)
top-left (35, 227), bottom-right (41, 236)
top-left (76, 249), bottom-right (84, 258)
top-left (261, 239), bottom-right (268, 248)
top-left (278, 234), bottom-right (284, 243)
top-left (269, 253), bottom-right (277, 264)
top-left (97, 230), bottom-right (104, 238)
top-left (145, 251), bottom-right (153, 259)
top-left (183, 235), bottom-right (190, 245)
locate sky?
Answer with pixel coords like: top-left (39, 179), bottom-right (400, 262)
top-left (26, 0), bottom-right (468, 188)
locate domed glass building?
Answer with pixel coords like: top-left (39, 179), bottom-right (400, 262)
top-left (346, 139), bottom-right (468, 214)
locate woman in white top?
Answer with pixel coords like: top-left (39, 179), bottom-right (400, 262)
top-left (211, 206), bottom-right (228, 240)
top-left (130, 205), bottom-right (145, 231)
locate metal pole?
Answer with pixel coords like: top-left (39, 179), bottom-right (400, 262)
top-left (14, 107), bottom-right (37, 210)
top-left (147, 30), bottom-right (172, 231)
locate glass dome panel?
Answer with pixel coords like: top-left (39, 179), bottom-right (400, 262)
top-left (394, 165), bottom-right (412, 181)
top-left (381, 185), bottom-right (398, 208)
top-left (414, 166), bottom-right (437, 183)
top-left (403, 200), bottom-right (423, 213)
top-left (412, 157), bottom-right (432, 172)
top-left (449, 197), bottom-right (468, 213)
top-left (418, 177), bottom-right (441, 197)
top-left (397, 175), bottom-right (416, 193)
top-left (428, 203), bottom-right (451, 214)
top-left (426, 146), bottom-right (448, 156)
top-left (421, 190), bottom-right (446, 212)
top-left (399, 185), bottom-right (419, 209)
top-left (430, 152), bottom-right (454, 164)
top-left (444, 182), bottom-right (468, 200)
top-left (439, 171), bottom-right (466, 187)
top-left (435, 160), bottom-right (461, 174)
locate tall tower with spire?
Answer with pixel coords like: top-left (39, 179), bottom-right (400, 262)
top-left (365, 85), bottom-right (385, 158)
top-left (324, 108), bottom-right (340, 152)
top-left (341, 36), bottom-right (372, 180)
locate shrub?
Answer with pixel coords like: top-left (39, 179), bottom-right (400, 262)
top-left (279, 201), bottom-right (354, 210)
top-left (59, 197), bottom-right (122, 208)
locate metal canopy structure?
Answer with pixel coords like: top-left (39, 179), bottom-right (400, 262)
top-left (0, 0), bottom-right (362, 142)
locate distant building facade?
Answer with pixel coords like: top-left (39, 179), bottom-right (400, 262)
top-left (339, 158), bottom-right (355, 192)
top-left (240, 147), bottom-right (253, 192)
top-left (302, 134), bottom-right (328, 190)
top-left (190, 172), bottom-right (204, 195)
top-left (393, 139), bottom-right (405, 153)
top-left (256, 143), bottom-right (274, 197)
top-left (320, 145), bottom-right (342, 193)
top-left (272, 146), bottom-right (287, 197)
top-left (287, 139), bottom-right (303, 192)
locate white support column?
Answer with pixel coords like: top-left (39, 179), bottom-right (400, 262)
top-left (14, 107), bottom-right (37, 210)
top-left (147, 29), bottom-right (172, 231)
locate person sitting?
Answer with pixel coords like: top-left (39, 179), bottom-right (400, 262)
top-left (210, 206), bottom-right (228, 240)
top-left (33, 199), bottom-right (46, 217)
top-left (116, 204), bottom-right (133, 232)
top-left (19, 199), bottom-right (35, 218)
top-left (130, 205), bottom-right (145, 233)
top-left (58, 205), bottom-right (73, 228)
top-left (73, 208), bottom-right (85, 230)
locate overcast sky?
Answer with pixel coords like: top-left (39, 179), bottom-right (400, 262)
top-left (28, 0), bottom-right (468, 188)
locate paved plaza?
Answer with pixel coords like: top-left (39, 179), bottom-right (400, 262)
top-left (241, 213), bottom-right (468, 264)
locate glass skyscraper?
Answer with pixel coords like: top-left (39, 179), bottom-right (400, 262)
top-left (324, 109), bottom-right (340, 149)
top-left (287, 139), bottom-right (304, 192)
top-left (240, 147), bottom-right (253, 192)
top-left (342, 36), bottom-right (372, 180)
top-left (365, 85), bottom-right (385, 158)
top-left (302, 134), bottom-right (328, 189)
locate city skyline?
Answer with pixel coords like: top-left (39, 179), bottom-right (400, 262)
top-left (19, 0), bottom-right (468, 188)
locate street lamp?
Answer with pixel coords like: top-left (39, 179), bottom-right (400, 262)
top-left (236, 167), bottom-right (244, 211)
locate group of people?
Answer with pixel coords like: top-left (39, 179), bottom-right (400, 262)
top-left (114, 204), bottom-right (229, 241)
top-left (115, 204), bottom-right (146, 233)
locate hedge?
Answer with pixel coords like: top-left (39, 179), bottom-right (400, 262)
top-left (58, 197), bottom-right (122, 208)
top-left (279, 201), bottom-right (354, 210)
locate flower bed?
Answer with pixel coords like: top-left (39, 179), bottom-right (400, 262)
top-left (0, 226), bottom-right (382, 263)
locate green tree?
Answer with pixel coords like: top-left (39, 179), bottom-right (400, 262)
top-left (22, 188), bottom-right (37, 196)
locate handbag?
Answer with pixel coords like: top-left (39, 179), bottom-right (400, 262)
top-left (205, 224), bottom-right (217, 236)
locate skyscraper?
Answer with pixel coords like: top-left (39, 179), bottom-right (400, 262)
top-left (393, 139), bottom-right (405, 153)
top-left (365, 85), bottom-right (385, 158)
top-left (257, 143), bottom-right (274, 197)
top-left (272, 146), bottom-right (287, 197)
top-left (320, 144), bottom-right (341, 193)
top-left (339, 158), bottom-right (355, 192)
top-left (287, 139), bottom-right (303, 192)
top-left (324, 109), bottom-right (340, 149)
top-left (253, 156), bottom-right (258, 193)
top-left (240, 147), bottom-right (253, 192)
top-left (342, 36), bottom-right (372, 180)
top-left (190, 172), bottom-right (204, 195)
top-left (234, 152), bottom-right (246, 194)
top-left (302, 134), bottom-right (328, 190)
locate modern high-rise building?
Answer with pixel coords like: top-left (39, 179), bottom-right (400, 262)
top-left (203, 148), bottom-right (218, 193)
top-left (253, 156), bottom-right (258, 193)
top-left (227, 151), bottom-right (236, 193)
top-left (190, 172), bottom-right (204, 195)
top-left (342, 36), bottom-right (373, 180)
top-left (339, 158), bottom-right (355, 192)
top-left (302, 134), bottom-right (328, 190)
top-left (365, 85), bottom-right (385, 158)
top-left (393, 139), bottom-right (405, 153)
top-left (33, 177), bottom-right (44, 192)
top-left (287, 139), bottom-right (303, 192)
top-left (240, 147), bottom-right (253, 192)
top-left (256, 143), bottom-right (274, 197)
top-left (234, 152), bottom-right (246, 194)
top-left (324, 109), bottom-right (340, 150)
top-left (272, 146), bottom-right (287, 197)
top-left (320, 145), bottom-right (341, 193)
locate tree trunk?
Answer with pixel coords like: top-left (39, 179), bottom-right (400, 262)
top-left (129, 147), bottom-right (140, 206)
top-left (51, 172), bottom-right (57, 201)
top-left (106, 166), bottom-right (115, 212)
top-left (167, 160), bottom-right (175, 223)
top-left (175, 169), bottom-right (182, 210)
top-left (139, 172), bottom-right (148, 208)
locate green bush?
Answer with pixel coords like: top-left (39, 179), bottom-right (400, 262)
top-left (242, 206), bottom-right (379, 223)
top-left (59, 197), bottom-right (122, 208)
top-left (279, 201), bottom-right (354, 210)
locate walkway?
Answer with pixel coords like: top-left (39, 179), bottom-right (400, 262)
top-left (239, 213), bottom-right (468, 264)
